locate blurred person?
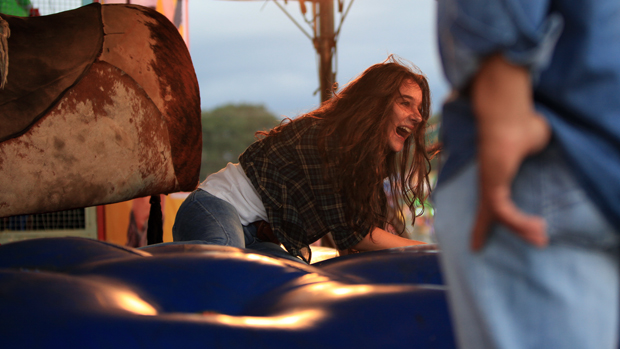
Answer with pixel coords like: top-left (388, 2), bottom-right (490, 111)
top-left (433, 0), bottom-right (620, 348)
top-left (126, 195), bottom-right (166, 248)
top-left (173, 56), bottom-right (434, 263)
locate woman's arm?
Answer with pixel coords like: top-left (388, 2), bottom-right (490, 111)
top-left (352, 227), bottom-right (426, 252)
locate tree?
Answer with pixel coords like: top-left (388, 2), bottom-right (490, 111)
top-left (200, 104), bottom-right (281, 180)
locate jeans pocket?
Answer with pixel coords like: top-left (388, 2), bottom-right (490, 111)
top-left (518, 145), bottom-right (620, 251)
top-left (545, 187), bottom-right (618, 250)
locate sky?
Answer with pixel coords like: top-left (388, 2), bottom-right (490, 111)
top-left (187, 0), bottom-right (449, 118)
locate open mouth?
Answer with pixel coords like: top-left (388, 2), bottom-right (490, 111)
top-left (396, 126), bottom-right (411, 138)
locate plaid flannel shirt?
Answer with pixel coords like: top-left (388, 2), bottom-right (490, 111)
top-left (239, 117), bottom-right (371, 263)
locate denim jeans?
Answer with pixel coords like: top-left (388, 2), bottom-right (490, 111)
top-left (172, 190), bottom-right (305, 264)
top-left (433, 143), bottom-right (620, 349)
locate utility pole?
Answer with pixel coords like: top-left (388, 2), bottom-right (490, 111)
top-left (316, 0), bottom-right (335, 102)
top-left (248, 0), bottom-right (353, 104)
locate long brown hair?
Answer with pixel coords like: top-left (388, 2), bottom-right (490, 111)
top-left (259, 56), bottom-right (434, 235)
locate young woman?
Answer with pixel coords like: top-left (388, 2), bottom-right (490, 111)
top-left (173, 56), bottom-right (434, 263)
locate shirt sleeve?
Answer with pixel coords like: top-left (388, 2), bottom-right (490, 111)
top-left (437, 0), bottom-right (564, 90)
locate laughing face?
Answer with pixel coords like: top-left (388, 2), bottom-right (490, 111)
top-left (387, 79), bottom-right (423, 153)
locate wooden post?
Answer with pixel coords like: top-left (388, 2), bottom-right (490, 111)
top-left (317, 0), bottom-right (334, 103)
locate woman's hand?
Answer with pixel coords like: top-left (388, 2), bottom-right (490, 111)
top-left (352, 227), bottom-right (426, 252)
top-left (471, 54), bottom-right (552, 251)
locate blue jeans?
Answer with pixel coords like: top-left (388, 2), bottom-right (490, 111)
top-left (172, 190), bottom-right (305, 264)
top-left (434, 144), bottom-right (619, 349)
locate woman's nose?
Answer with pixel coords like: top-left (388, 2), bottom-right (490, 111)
top-left (410, 111), bottom-right (422, 123)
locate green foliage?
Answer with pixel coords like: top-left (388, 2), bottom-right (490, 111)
top-left (0, 0), bottom-right (31, 16)
top-left (200, 104), bottom-right (281, 180)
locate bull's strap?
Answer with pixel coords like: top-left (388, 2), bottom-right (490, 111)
top-left (0, 3), bottom-right (103, 143)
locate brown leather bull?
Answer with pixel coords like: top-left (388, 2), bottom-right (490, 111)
top-left (0, 3), bottom-right (201, 219)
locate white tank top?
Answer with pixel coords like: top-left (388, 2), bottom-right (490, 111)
top-left (198, 162), bottom-right (268, 225)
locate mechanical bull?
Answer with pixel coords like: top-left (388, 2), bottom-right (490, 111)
top-left (0, 3), bottom-right (201, 218)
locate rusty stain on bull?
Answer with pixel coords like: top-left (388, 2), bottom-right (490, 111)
top-left (53, 137), bottom-right (65, 151)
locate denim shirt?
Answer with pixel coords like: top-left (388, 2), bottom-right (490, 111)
top-left (436, 0), bottom-right (620, 231)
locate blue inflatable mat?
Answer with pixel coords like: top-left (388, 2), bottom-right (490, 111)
top-left (0, 237), bottom-right (454, 348)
